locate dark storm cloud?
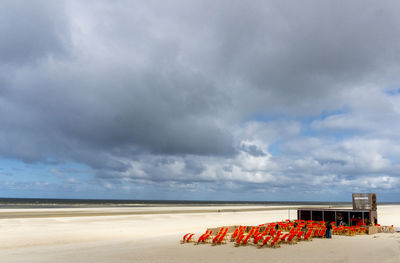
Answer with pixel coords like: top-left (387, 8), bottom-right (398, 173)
top-left (1, 0), bottom-right (400, 196)
top-left (0, 1), bottom-right (68, 65)
top-left (208, 0), bottom-right (400, 113)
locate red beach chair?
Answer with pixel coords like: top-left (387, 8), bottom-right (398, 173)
top-left (304, 230), bottom-right (313, 241)
top-left (214, 229), bottom-right (228, 245)
top-left (234, 233), bottom-right (246, 246)
top-left (269, 233), bottom-right (282, 248)
top-left (269, 229), bottom-right (276, 236)
top-left (319, 228), bottom-right (326, 238)
top-left (196, 230), bottom-right (212, 244)
top-left (181, 233), bottom-right (192, 243)
top-left (280, 233), bottom-right (289, 243)
top-left (253, 226), bottom-right (260, 237)
top-left (230, 227), bottom-right (241, 240)
top-left (259, 226), bottom-right (269, 237)
top-left (350, 226), bottom-right (357, 236)
top-left (253, 233), bottom-right (265, 245)
top-left (287, 233), bottom-right (297, 244)
top-left (195, 230), bottom-right (208, 243)
top-left (235, 227), bottom-right (255, 246)
top-left (258, 235), bottom-right (272, 248)
top-left (240, 234), bottom-right (253, 245)
top-left (184, 233), bottom-right (195, 243)
top-left (230, 226), bottom-right (245, 241)
top-left (296, 231), bottom-right (304, 241)
top-left (212, 228), bottom-right (227, 244)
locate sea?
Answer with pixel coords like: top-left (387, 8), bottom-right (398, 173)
top-left (0, 197), bottom-right (355, 209)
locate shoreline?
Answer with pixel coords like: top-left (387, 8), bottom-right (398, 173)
top-left (1, 203), bottom-right (398, 219)
top-left (0, 204), bottom-right (353, 219)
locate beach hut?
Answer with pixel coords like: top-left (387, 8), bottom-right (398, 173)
top-left (297, 193), bottom-right (377, 228)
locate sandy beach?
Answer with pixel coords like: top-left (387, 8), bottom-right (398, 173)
top-left (0, 205), bottom-right (399, 263)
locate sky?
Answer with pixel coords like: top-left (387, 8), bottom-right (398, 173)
top-left (1, 0), bottom-right (400, 202)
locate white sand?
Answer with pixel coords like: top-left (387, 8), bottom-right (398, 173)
top-left (0, 205), bottom-right (399, 263)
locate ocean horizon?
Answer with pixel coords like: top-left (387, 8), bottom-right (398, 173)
top-left (0, 197), bottom-right (374, 209)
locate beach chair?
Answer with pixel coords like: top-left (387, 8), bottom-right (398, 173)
top-left (183, 233), bottom-right (195, 243)
top-left (304, 230), bottom-right (313, 241)
top-left (258, 235), bottom-right (272, 248)
top-left (211, 229), bottom-right (222, 244)
top-left (295, 231), bottom-right (304, 241)
top-left (318, 228), bottom-right (326, 238)
top-left (195, 231), bottom-right (207, 244)
top-left (253, 226), bottom-right (260, 237)
top-left (334, 226), bottom-right (344, 235)
top-left (253, 233), bottom-right (265, 246)
top-left (287, 233), bottom-right (297, 244)
top-left (195, 230), bottom-right (211, 244)
top-left (269, 229), bottom-right (276, 236)
top-left (235, 227), bottom-right (246, 241)
top-left (240, 233), bottom-right (253, 246)
top-left (196, 234), bottom-right (206, 244)
top-left (230, 228), bottom-right (240, 241)
top-left (259, 226), bottom-right (270, 237)
top-left (268, 233), bottom-right (282, 248)
top-left (331, 225), bottom-right (337, 235)
top-left (280, 233), bottom-right (289, 243)
top-left (181, 233), bottom-right (192, 244)
top-left (230, 226), bottom-right (245, 241)
top-left (212, 228), bottom-right (227, 245)
top-left (215, 227), bottom-right (226, 236)
top-left (234, 233), bottom-right (246, 246)
top-left (343, 226), bottom-right (351, 236)
top-left (214, 229), bottom-right (228, 245)
top-left (235, 227), bottom-right (255, 246)
top-left (203, 230), bottom-right (213, 243)
top-left (350, 226), bottom-right (357, 236)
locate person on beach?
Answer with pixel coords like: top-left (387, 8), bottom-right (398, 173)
top-left (326, 222), bottom-right (332, 239)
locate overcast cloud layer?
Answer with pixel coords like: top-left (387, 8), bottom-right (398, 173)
top-left (1, 0), bottom-right (400, 201)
